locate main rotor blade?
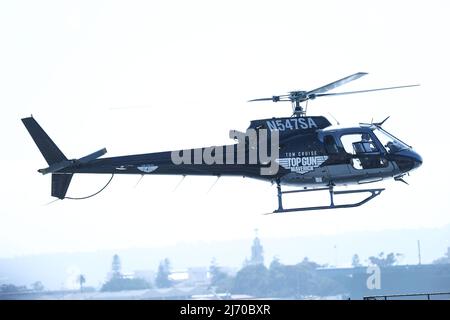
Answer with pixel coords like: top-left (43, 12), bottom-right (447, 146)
top-left (313, 84), bottom-right (420, 98)
top-left (248, 96), bottom-right (290, 102)
top-left (248, 97), bottom-right (276, 102)
top-left (307, 72), bottom-right (368, 95)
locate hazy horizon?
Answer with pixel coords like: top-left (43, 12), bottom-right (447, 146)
top-left (1, 223), bottom-right (448, 290)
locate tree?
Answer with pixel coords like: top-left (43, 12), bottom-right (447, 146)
top-left (111, 254), bottom-right (122, 279)
top-left (433, 247), bottom-right (450, 264)
top-left (233, 264), bottom-right (270, 297)
top-left (155, 258), bottom-right (172, 288)
top-left (269, 256), bottom-right (282, 270)
top-left (1, 284), bottom-right (27, 293)
top-left (298, 257), bottom-right (321, 269)
top-left (209, 258), bottom-right (233, 293)
top-left (352, 254), bottom-right (362, 267)
top-left (31, 281), bottom-right (44, 292)
top-left (266, 257), bottom-right (342, 298)
top-left (268, 257), bottom-right (288, 296)
top-left (77, 274), bottom-right (86, 292)
top-left (369, 252), bottom-right (402, 267)
top-left (209, 258), bottom-right (227, 284)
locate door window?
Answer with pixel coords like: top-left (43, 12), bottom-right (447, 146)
top-left (339, 133), bottom-right (387, 170)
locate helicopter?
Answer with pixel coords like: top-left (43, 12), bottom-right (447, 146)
top-left (22, 72), bottom-right (422, 213)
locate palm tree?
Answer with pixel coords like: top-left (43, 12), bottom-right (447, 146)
top-left (77, 274), bottom-right (86, 292)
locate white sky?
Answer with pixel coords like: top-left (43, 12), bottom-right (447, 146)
top-left (1, 0), bottom-right (449, 258)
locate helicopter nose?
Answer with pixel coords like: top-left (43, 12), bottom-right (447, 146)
top-left (412, 151), bottom-right (423, 170)
top-left (391, 149), bottom-right (422, 172)
top-left (405, 149), bottom-right (422, 171)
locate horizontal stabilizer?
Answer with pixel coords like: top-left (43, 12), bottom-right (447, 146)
top-left (77, 148), bottom-right (107, 164)
top-left (38, 160), bottom-right (74, 175)
top-left (38, 148), bottom-right (107, 175)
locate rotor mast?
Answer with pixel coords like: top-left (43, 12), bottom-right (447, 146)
top-left (290, 91), bottom-right (308, 117)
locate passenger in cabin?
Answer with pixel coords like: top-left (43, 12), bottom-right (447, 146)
top-left (355, 133), bottom-right (380, 169)
top-left (360, 133), bottom-right (376, 153)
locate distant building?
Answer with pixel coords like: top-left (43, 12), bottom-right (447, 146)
top-left (244, 229), bottom-right (264, 266)
top-left (317, 263), bottom-right (450, 299)
top-left (133, 270), bottom-right (155, 283)
top-left (169, 270), bottom-right (189, 283)
top-left (187, 267), bottom-right (208, 285)
top-left (167, 267), bottom-right (209, 286)
top-left (106, 271), bottom-right (134, 281)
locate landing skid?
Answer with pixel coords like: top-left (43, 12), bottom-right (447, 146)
top-left (271, 181), bottom-right (384, 214)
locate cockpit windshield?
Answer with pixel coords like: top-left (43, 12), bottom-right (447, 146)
top-left (372, 127), bottom-right (410, 153)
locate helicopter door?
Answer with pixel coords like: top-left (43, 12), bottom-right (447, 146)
top-left (339, 133), bottom-right (388, 170)
top-left (323, 135), bottom-right (340, 154)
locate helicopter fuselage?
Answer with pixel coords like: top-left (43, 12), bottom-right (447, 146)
top-left (57, 116), bottom-right (422, 190)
